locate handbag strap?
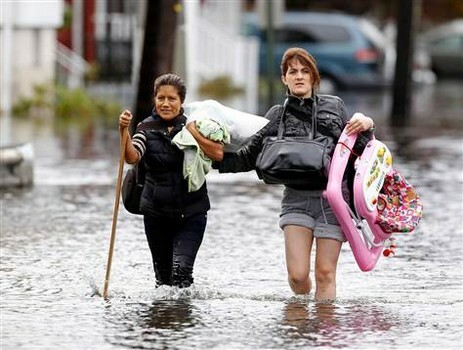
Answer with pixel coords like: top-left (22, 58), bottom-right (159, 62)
top-left (277, 98), bottom-right (318, 139)
top-left (135, 161), bottom-right (145, 184)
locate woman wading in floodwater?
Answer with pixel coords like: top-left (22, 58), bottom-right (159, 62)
top-left (119, 73), bottom-right (224, 288)
top-left (215, 48), bottom-right (375, 301)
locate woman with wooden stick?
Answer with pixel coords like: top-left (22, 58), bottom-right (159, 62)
top-left (118, 73), bottom-right (223, 288)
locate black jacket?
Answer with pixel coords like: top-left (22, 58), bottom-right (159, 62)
top-left (217, 94), bottom-right (373, 189)
top-left (138, 114), bottom-right (210, 218)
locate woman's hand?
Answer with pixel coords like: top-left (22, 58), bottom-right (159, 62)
top-left (118, 109), bottom-right (140, 163)
top-left (119, 109), bottom-right (133, 131)
top-left (346, 112), bottom-right (374, 135)
top-left (186, 121), bottom-right (197, 134)
top-left (186, 121), bottom-right (224, 161)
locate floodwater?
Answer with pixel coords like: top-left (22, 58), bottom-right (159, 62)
top-left (2, 81), bottom-right (463, 349)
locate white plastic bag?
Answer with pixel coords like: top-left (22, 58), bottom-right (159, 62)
top-left (184, 99), bottom-right (268, 152)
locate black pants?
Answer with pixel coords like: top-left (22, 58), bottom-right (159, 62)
top-left (143, 213), bottom-right (207, 288)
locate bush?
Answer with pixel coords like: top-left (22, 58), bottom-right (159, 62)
top-left (198, 76), bottom-right (244, 100)
top-left (12, 84), bottom-right (121, 127)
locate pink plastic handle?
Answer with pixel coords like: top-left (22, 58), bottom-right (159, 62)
top-left (325, 124), bottom-right (390, 271)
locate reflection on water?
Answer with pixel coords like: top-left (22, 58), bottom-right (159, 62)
top-left (104, 298), bottom-right (200, 349)
top-left (279, 299), bottom-right (396, 348)
top-left (2, 81), bottom-right (463, 349)
top-left (339, 80), bottom-right (463, 130)
top-left (139, 299), bottom-right (197, 330)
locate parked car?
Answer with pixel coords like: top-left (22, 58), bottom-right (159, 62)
top-left (422, 19), bottom-right (463, 77)
top-left (242, 11), bottom-right (386, 93)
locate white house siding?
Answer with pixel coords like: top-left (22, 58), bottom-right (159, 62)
top-left (0, 0), bottom-right (63, 112)
top-left (11, 28), bottom-right (58, 103)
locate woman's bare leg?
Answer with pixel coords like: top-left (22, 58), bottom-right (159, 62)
top-left (284, 225), bottom-right (314, 294)
top-left (314, 238), bottom-right (342, 301)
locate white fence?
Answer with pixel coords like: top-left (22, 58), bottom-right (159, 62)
top-left (183, 0), bottom-right (259, 114)
top-left (190, 19), bottom-right (259, 113)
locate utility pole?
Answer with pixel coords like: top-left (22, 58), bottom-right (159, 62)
top-left (257, 0), bottom-right (283, 110)
top-left (265, 0), bottom-right (275, 108)
top-left (391, 0), bottom-right (421, 126)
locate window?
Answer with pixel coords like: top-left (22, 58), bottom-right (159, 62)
top-left (302, 24), bottom-right (351, 43)
top-left (262, 23), bottom-right (352, 44)
top-left (275, 28), bottom-right (318, 43)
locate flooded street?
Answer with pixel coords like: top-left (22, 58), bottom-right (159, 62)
top-left (1, 81), bottom-right (463, 349)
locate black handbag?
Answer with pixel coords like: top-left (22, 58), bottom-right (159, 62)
top-left (121, 162), bottom-right (145, 214)
top-left (255, 100), bottom-right (334, 187)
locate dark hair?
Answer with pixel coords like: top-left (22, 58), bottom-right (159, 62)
top-left (280, 48), bottom-right (320, 91)
top-left (153, 73), bottom-right (187, 103)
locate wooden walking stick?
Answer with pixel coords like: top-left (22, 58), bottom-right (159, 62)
top-left (103, 128), bottom-right (129, 299)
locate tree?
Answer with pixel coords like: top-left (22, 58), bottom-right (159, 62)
top-left (133, 0), bottom-right (178, 131)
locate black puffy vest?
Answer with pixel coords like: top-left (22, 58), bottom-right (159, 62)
top-left (138, 114), bottom-right (210, 218)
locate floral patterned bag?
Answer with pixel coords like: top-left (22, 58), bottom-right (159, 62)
top-left (376, 168), bottom-right (423, 233)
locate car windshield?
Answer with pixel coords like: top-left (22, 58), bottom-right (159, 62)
top-left (275, 23), bottom-right (351, 43)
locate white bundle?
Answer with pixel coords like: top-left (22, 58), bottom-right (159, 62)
top-left (184, 99), bottom-right (269, 152)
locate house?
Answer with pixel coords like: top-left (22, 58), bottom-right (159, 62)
top-left (0, 0), bottom-right (64, 115)
top-left (0, 0), bottom-right (260, 116)
top-left (0, 0), bottom-right (63, 187)
top-left (56, 0), bottom-right (260, 113)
